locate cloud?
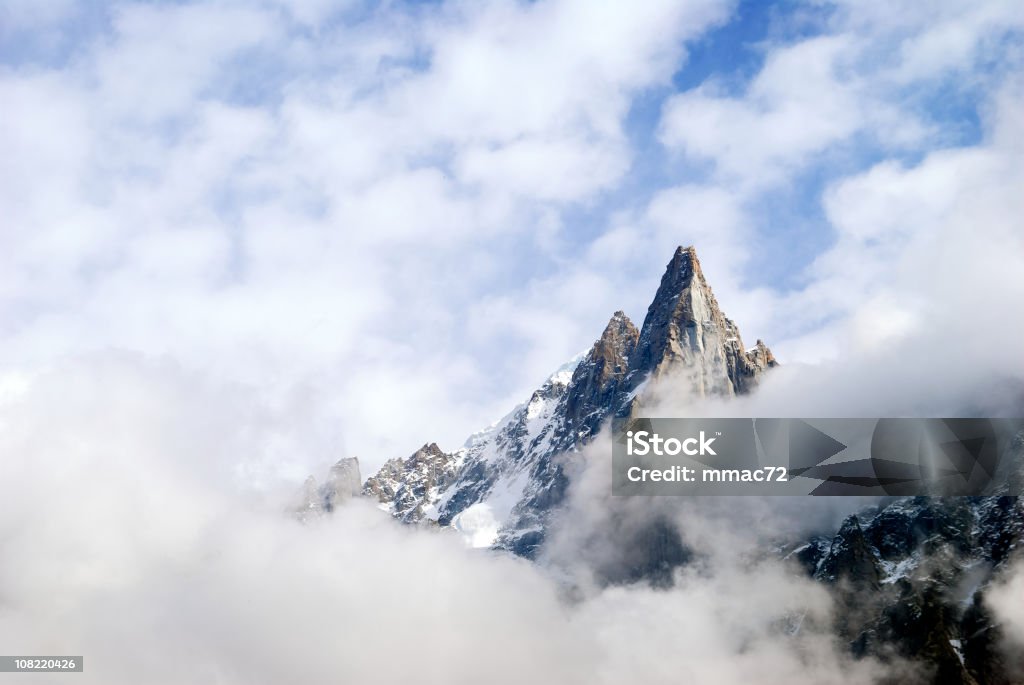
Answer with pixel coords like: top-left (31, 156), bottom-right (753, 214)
top-left (778, 80), bottom-right (1024, 361)
top-left (985, 561), bottom-right (1024, 677)
top-left (0, 6), bottom-right (1020, 681)
top-left (0, 0), bottom-right (736, 474)
top-left (0, 355), bottom-right (890, 685)
top-left (660, 36), bottom-right (876, 188)
top-left (91, 3), bottom-right (278, 123)
top-left (658, 0), bottom-right (1021, 196)
top-left (827, 0), bottom-right (1024, 83)
top-left (0, 0), bottom-right (78, 35)
top-left (455, 135), bottom-right (628, 202)
top-left (0, 0), bottom-right (1021, 479)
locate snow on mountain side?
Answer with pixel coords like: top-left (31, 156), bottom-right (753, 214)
top-left (361, 358), bottom-right (581, 534)
top-left (359, 246), bottom-right (777, 554)
top-left (298, 245), bottom-right (1024, 684)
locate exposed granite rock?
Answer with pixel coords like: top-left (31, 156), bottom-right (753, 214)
top-left (817, 514), bottom-right (882, 587)
top-left (626, 246), bottom-right (776, 400)
top-left (363, 443), bottom-right (458, 522)
top-left (323, 457), bottom-right (362, 511)
top-left (562, 311), bottom-right (639, 444)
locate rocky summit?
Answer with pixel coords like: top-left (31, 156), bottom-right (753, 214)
top-left (627, 245), bottom-right (776, 399)
top-left (355, 246), bottom-right (777, 557)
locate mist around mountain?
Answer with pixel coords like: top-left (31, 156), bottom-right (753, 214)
top-left (302, 245), bottom-right (1024, 685)
top-left (350, 246), bottom-right (777, 555)
top-left (0, 243), bottom-right (1020, 684)
top-left (3, 0), bottom-right (1023, 682)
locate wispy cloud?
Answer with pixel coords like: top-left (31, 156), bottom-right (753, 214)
top-left (0, 355), bottom-right (890, 684)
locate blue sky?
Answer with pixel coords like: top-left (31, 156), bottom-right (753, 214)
top-left (1, 0), bottom-right (1023, 477)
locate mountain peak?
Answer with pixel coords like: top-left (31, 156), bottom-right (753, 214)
top-left (561, 310), bottom-right (640, 444)
top-left (660, 245), bottom-right (703, 286)
top-left (361, 244), bottom-right (778, 554)
top-left (294, 456), bottom-right (362, 518)
top-left (411, 443), bottom-right (444, 461)
top-left (601, 310), bottom-right (637, 342)
top-left (628, 245), bottom-right (772, 397)
top-left (675, 244), bottom-right (699, 260)
top-left (746, 339), bottom-right (778, 370)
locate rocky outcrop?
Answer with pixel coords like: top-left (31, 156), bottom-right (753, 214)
top-left (562, 311), bottom-right (639, 446)
top-left (363, 443), bottom-right (458, 522)
top-left (294, 476), bottom-right (324, 521)
top-left (785, 493), bottom-right (1024, 685)
top-left (295, 456), bottom-right (362, 519)
top-left (357, 360), bottom-right (580, 547)
top-left (816, 514), bottom-right (882, 586)
top-left (322, 457), bottom-right (362, 511)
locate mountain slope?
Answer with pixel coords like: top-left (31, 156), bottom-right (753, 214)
top-left (360, 245), bottom-right (776, 555)
top-left (784, 493), bottom-right (1024, 684)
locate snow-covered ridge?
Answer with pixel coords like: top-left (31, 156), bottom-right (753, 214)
top-left (457, 350), bottom-right (585, 460)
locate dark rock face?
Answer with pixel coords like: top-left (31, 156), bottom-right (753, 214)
top-left (562, 311), bottom-right (638, 445)
top-left (816, 514), bottom-right (882, 587)
top-left (594, 515), bottom-right (692, 588)
top-left (792, 495), bottom-right (1024, 685)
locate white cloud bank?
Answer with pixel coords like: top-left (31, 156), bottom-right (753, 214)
top-left (0, 356), bottom-right (893, 685)
top-left (2, 0), bottom-right (1022, 477)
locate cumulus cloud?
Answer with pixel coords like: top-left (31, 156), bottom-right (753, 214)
top-left (660, 35), bottom-right (880, 188)
top-left (0, 0), bottom-right (737, 474)
top-left (658, 0), bottom-right (1023, 190)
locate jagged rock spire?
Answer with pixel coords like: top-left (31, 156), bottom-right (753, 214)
top-left (294, 457), bottom-right (362, 519)
top-left (562, 310), bottom-right (639, 442)
top-left (628, 245), bottom-right (775, 398)
top-left (632, 246), bottom-right (708, 373)
top-left (323, 457), bottom-right (362, 511)
top-left (364, 443), bottom-right (459, 522)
